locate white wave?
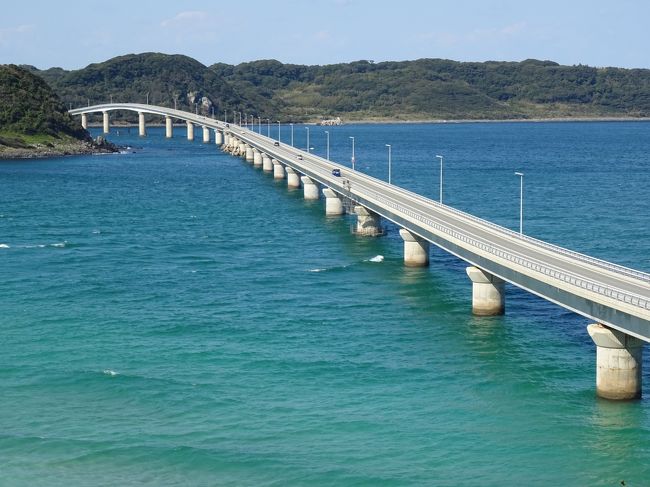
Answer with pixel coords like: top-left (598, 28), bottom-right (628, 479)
top-left (103, 369), bottom-right (118, 376)
top-left (51, 242), bottom-right (66, 248)
top-left (0, 243), bottom-right (9, 249)
top-left (367, 255), bottom-right (384, 263)
top-left (309, 268), bottom-right (327, 272)
top-left (24, 244), bottom-right (46, 248)
top-left (92, 229), bottom-right (101, 234)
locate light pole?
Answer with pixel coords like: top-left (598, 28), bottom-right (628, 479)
top-left (277, 121), bottom-right (281, 141)
top-left (515, 172), bottom-right (524, 234)
top-left (290, 123), bottom-right (294, 146)
top-left (436, 155), bottom-right (444, 203)
top-left (195, 103), bottom-right (198, 115)
top-left (212, 107), bottom-right (215, 118)
top-left (386, 144), bottom-right (392, 184)
top-left (349, 136), bottom-right (355, 170)
top-left (266, 118), bottom-right (270, 137)
top-left (244, 113), bottom-right (247, 128)
top-left (325, 131), bottom-right (330, 160)
top-left (146, 92), bottom-right (149, 105)
top-left (258, 116), bottom-right (261, 134)
top-left (305, 127), bottom-right (310, 153)
top-left (174, 99), bottom-right (178, 111)
top-left (110, 94), bottom-right (113, 104)
top-left (224, 109), bottom-right (227, 123)
top-left (233, 110), bottom-right (236, 125)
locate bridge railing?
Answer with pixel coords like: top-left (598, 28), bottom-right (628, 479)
top-left (353, 183), bottom-right (650, 312)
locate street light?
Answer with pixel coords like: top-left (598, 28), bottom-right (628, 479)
top-left (290, 123), bottom-right (294, 146)
top-left (195, 103), bottom-right (198, 115)
top-left (349, 136), bottom-right (355, 170)
top-left (223, 109), bottom-right (227, 123)
top-left (436, 155), bottom-right (444, 203)
top-left (258, 116), bottom-right (261, 134)
top-left (277, 121), bottom-right (281, 141)
top-left (146, 92), bottom-right (149, 105)
top-left (515, 172), bottom-right (524, 234)
top-left (386, 144), bottom-right (392, 184)
top-left (266, 118), bottom-right (271, 137)
top-left (211, 107), bottom-right (215, 118)
top-left (325, 131), bottom-right (330, 160)
top-left (305, 127), bottom-right (310, 152)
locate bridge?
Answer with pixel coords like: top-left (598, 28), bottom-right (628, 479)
top-left (71, 103), bottom-right (650, 400)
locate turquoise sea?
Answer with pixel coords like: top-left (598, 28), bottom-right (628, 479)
top-left (1, 121), bottom-right (649, 486)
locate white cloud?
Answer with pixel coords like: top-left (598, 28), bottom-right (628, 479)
top-left (0, 24), bottom-right (35, 46)
top-left (161, 11), bottom-right (209, 28)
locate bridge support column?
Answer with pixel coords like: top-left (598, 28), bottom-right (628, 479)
top-left (286, 167), bottom-right (301, 188)
top-left (354, 206), bottom-right (382, 236)
top-left (273, 160), bottom-right (285, 179)
top-left (587, 323), bottom-right (643, 400)
top-left (253, 150), bottom-right (262, 166)
top-left (102, 111), bottom-right (110, 134)
top-left (138, 112), bottom-right (146, 137)
top-left (323, 188), bottom-right (343, 216)
top-left (215, 130), bottom-right (223, 146)
top-left (81, 113), bottom-right (88, 130)
top-left (187, 121), bottom-right (194, 141)
top-left (165, 116), bottom-right (173, 138)
top-left (263, 154), bottom-right (274, 172)
top-left (466, 266), bottom-right (505, 316)
top-left (399, 229), bottom-right (430, 267)
top-left (245, 145), bottom-right (254, 162)
top-left (238, 141), bottom-right (247, 157)
top-left (301, 176), bottom-right (319, 200)
top-left (203, 126), bottom-right (210, 143)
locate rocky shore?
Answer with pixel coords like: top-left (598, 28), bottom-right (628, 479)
top-left (0, 136), bottom-right (119, 160)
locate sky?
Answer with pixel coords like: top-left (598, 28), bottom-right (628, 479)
top-left (2, 0), bottom-right (650, 70)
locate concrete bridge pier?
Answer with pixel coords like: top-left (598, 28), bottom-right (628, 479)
top-left (102, 111), bottom-right (110, 134)
top-left (273, 160), bottom-right (285, 179)
top-left (245, 145), bottom-right (254, 162)
top-left (81, 113), bottom-right (88, 130)
top-left (399, 229), bottom-right (430, 267)
top-left (165, 116), bottom-right (173, 138)
top-left (258, 152), bottom-right (268, 169)
top-left (263, 154), bottom-right (274, 172)
top-left (215, 130), bottom-right (223, 146)
top-left (286, 167), bottom-right (301, 188)
top-left (253, 150), bottom-right (263, 166)
top-left (138, 112), bottom-right (146, 137)
top-left (202, 126), bottom-right (210, 143)
top-left (466, 266), bottom-right (505, 316)
top-left (238, 141), bottom-right (247, 157)
top-left (301, 176), bottom-right (320, 200)
top-left (354, 206), bottom-right (382, 236)
top-left (323, 188), bottom-right (344, 216)
top-left (587, 323), bottom-right (643, 400)
top-left (187, 121), bottom-right (194, 141)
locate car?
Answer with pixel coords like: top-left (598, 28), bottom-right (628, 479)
top-left (332, 168), bottom-right (341, 177)
top-left (297, 155), bottom-right (303, 160)
top-left (274, 141), bottom-right (280, 146)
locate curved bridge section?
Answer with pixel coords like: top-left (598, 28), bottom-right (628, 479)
top-left (71, 103), bottom-right (650, 399)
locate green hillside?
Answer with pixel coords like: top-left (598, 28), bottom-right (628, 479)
top-left (26, 53), bottom-right (650, 122)
top-left (0, 64), bottom-right (115, 158)
top-left (0, 64), bottom-right (89, 140)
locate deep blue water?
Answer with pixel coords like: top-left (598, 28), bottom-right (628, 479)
top-left (1, 121), bottom-right (649, 486)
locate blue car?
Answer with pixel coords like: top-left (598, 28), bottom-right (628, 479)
top-left (332, 168), bottom-right (341, 177)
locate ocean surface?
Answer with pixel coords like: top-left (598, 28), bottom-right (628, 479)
top-left (1, 121), bottom-right (649, 486)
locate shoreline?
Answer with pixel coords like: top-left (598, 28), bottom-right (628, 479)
top-left (85, 116), bottom-right (650, 128)
top-left (0, 139), bottom-right (119, 160)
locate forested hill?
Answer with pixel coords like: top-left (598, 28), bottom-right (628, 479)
top-left (0, 64), bottom-right (89, 139)
top-left (26, 53), bottom-right (650, 121)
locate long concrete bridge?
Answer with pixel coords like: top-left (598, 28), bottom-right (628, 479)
top-left (71, 103), bottom-right (650, 400)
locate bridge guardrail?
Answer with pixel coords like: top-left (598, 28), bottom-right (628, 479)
top-left (353, 184), bottom-right (650, 312)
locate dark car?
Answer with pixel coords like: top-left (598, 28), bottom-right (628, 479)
top-left (274, 141), bottom-right (280, 146)
top-left (332, 168), bottom-right (341, 177)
